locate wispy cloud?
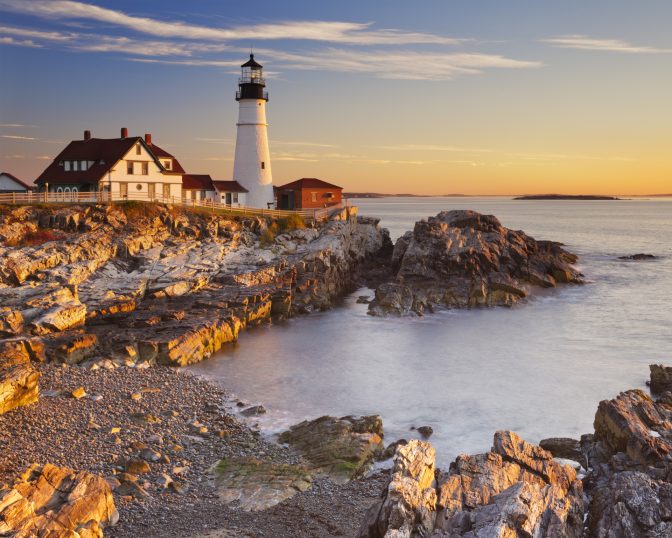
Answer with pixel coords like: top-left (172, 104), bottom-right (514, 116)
top-left (258, 48), bottom-right (541, 81)
top-left (0, 24), bottom-right (74, 41)
top-left (543, 35), bottom-right (671, 54)
top-left (274, 140), bottom-right (338, 149)
top-left (0, 0), bottom-right (461, 45)
top-left (0, 36), bottom-right (41, 48)
top-left (376, 143), bottom-right (497, 153)
top-left (1, 134), bottom-right (37, 140)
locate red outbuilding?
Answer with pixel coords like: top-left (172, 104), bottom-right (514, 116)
top-left (274, 178), bottom-right (342, 209)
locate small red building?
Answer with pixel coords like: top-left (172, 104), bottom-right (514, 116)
top-left (274, 178), bottom-right (342, 209)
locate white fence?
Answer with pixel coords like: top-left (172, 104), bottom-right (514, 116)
top-left (0, 190), bottom-right (348, 222)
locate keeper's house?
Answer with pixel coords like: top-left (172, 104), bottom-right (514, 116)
top-left (274, 178), bottom-right (343, 210)
top-left (0, 172), bottom-right (34, 192)
top-left (35, 128), bottom-right (183, 200)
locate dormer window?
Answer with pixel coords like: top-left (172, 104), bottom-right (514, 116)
top-left (164, 160), bottom-right (171, 170)
top-left (73, 161), bottom-right (79, 171)
top-left (64, 161), bottom-right (71, 171)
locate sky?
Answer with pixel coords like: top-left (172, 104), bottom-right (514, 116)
top-left (1, 0), bottom-right (671, 195)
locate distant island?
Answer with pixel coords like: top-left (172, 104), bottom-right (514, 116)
top-left (514, 194), bottom-right (621, 200)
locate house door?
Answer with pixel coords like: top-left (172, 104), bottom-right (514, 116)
top-left (148, 183), bottom-right (155, 200)
top-left (119, 182), bottom-right (128, 199)
top-left (225, 192), bottom-right (232, 205)
top-left (163, 183), bottom-right (170, 200)
top-left (281, 193), bottom-right (294, 209)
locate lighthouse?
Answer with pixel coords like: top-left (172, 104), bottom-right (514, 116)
top-left (232, 54), bottom-right (274, 208)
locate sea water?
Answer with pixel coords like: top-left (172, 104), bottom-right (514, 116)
top-left (189, 197), bottom-right (672, 464)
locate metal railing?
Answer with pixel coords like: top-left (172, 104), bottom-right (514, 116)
top-left (0, 190), bottom-right (348, 222)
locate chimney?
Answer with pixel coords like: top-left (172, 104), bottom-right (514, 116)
top-left (121, 127), bottom-right (128, 139)
top-left (84, 129), bottom-right (91, 140)
top-left (144, 133), bottom-right (152, 145)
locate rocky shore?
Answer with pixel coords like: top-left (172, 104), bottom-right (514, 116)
top-left (359, 363), bottom-right (672, 537)
top-left (368, 210), bottom-right (583, 316)
top-left (4, 202), bottom-right (665, 537)
top-left (0, 202), bottom-right (392, 536)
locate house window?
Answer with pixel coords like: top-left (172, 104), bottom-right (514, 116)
top-left (64, 161), bottom-right (71, 171)
top-left (232, 192), bottom-right (239, 203)
top-left (142, 162), bottom-right (148, 175)
top-left (311, 192), bottom-right (317, 202)
top-left (80, 160), bottom-right (87, 170)
top-left (136, 144), bottom-right (141, 155)
top-left (190, 190), bottom-right (196, 200)
top-left (164, 160), bottom-right (171, 170)
top-left (127, 161), bottom-right (134, 174)
top-left (73, 161), bottom-right (79, 171)
top-left (261, 161), bottom-right (265, 169)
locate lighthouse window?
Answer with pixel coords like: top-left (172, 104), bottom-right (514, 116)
top-left (311, 192), bottom-right (317, 202)
top-left (261, 161), bottom-right (265, 170)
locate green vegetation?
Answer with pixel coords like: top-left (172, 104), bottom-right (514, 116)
top-left (278, 213), bottom-right (306, 232)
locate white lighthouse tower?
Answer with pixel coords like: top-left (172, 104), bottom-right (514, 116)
top-left (232, 54), bottom-right (274, 208)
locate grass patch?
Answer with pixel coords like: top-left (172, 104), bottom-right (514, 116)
top-left (278, 213), bottom-right (306, 232)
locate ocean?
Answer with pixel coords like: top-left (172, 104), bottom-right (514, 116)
top-left (189, 196), bottom-right (672, 464)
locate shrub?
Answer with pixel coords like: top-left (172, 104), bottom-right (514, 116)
top-left (278, 213), bottom-right (306, 232)
top-left (259, 227), bottom-right (277, 246)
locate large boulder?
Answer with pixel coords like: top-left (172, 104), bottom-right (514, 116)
top-left (369, 210), bottom-right (582, 316)
top-left (279, 415), bottom-right (384, 481)
top-left (0, 463), bottom-right (118, 536)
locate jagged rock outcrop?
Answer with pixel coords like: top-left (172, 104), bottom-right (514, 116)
top-left (0, 204), bottom-right (388, 369)
top-left (0, 340), bottom-right (40, 415)
top-left (650, 364), bottom-right (672, 394)
top-left (584, 371), bottom-right (672, 537)
top-left (279, 415), bottom-right (385, 481)
top-left (0, 463), bottom-right (118, 536)
top-left (359, 431), bottom-right (584, 537)
top-left (369, 210), bottom-right (582, 316)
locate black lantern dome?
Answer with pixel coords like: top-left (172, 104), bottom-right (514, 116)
top-left (236, 54), bottom-right (268, 101)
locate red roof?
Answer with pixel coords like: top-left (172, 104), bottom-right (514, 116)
top-left (182, 174), bottom-right (214, 190)
top-left (212, 180), bottom-right (248, 193)
top-left (148, 143), bottom-right (186, 174)
top-left (1, 171), bottom-right (34, 190)
top-left (35, 137), bottom-right (158, 186)
top-left (275, 177), bottom-right (342, 190)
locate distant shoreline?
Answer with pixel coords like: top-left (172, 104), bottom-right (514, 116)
top-left (514, 194), bottom-right (620, 201)
top-left (344, 193), bottom-right (672, 199)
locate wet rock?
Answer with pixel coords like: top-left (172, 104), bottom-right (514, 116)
top-left (0, 463), bottom-right (118, 536)
top-left (240, 404), bottom-right (266, 417)
top-left (618, 253), bottom-right (657, 260)
top-left (379, 439), bottom-right (408, 461)
top-left (539, 437), bottom-right (585, 465)
top-left (650, 363), bottom-right (672, 394)
top-left (416, 426), bottom-right (433, 439)
top-left (279, 415), bottom-right (384, 481)
top-left (214, 457), bottom-right (312, 511)
top-left (369, 210), bottom-right (582, 316)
